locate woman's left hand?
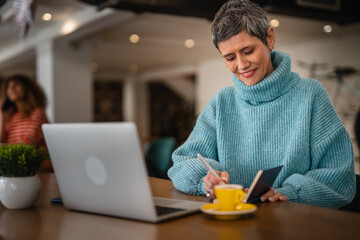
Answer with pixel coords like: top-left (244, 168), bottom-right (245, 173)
top-left (260, 187), bottom-right (287, 202)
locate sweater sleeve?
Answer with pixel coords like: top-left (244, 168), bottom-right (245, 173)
top-left (168, 95), bottom-right (224, 195)
top-left (276, 83), bottom-right (356, 208)
top-left (276, 127), bottom-right (355, 208)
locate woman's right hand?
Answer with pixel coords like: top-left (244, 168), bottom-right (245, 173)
top-left (0, 98), bottom-right (5, 116)
top-left (203, 170), bottom-right (230, 198)
top-left (0, 97), bottom-right (10, 116)
top-left (0, 97), bottom-right (7, 142)
top-left (0, 97), bottom-right (7, 110)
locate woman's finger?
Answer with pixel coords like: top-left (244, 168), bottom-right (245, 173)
top-left (203, 171), bottom-right (229, 198)
top-left (208, 171), bottom-right (224, 186)
top-left (203, 172), bottom-right (219, 193)
top-left (219, 171), bottom-right (230, 184)
top-left (261, 188), bottom-right (287, 202)
top-left (260, 187), bottom-right (275, 202)
top-left (203, 182), bottom-right (215, 198)
top-left (279, 195), bottom-right (288, 201)
top-left (269, 193), bottom-right (282, 202)
top-left (203, 176), bottom-right (212, 191)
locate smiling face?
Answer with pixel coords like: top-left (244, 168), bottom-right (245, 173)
top-left (6, 80), bottom-right (26, 102)
top-left (218, 28), bottom-right (275, 86)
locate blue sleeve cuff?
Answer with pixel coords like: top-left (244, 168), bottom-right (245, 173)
top-left (275, 185), bottom-right (298, 202)
top-left (198, 176), bottom-right (206, 195)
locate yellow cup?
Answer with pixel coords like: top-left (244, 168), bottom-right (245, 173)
top-left (214, 184), bottom-right (245, 211)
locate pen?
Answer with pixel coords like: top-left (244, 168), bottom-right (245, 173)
top-left (197, 154), bottom-right (221, 179)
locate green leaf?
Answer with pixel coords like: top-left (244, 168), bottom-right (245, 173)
top-left (0, 144), bottom-right (47, 177)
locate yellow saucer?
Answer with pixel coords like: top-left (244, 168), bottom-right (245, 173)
top-left (200, 203), bottom-right (257, 220)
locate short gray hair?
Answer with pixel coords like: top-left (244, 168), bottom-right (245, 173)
top-left (211, 0), bottom-right (270, 49)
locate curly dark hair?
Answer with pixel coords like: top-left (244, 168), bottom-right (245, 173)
top-left (1, 74), bottom-right (47, 119)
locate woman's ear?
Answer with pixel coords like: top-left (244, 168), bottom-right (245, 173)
top-left (267, 27), bottom-right (275, 50)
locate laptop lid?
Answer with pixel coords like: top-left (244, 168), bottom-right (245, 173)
top-left (42, 122), bottom-right (204, 222)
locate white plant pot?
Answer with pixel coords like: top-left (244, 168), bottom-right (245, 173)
top-left (0, 175), bottom-right (41, 209)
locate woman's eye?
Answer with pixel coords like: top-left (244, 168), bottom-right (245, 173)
top-left (244, 50), bottom-right (253, 55)
top-left (226, 56), bottom-right (235, 62)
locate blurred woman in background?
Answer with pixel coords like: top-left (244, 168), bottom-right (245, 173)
top-left (0, 74), bottom-right (52, 172)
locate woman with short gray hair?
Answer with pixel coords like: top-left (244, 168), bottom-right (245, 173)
top-left (212, 0), bottom-right (270, 48)
top-left (168, 0), bottom-right (355, 209)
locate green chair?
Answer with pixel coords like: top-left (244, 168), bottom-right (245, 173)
top-left (145, 137), bottom-right (176, 179)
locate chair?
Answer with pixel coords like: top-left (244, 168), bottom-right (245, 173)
top-left (145, 137), bottom-right (176, 179)
top-left (340, 174), bottom-right (360, 213)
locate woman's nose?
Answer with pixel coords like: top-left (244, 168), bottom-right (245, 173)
top-left (236, 56), bottom-right (250, 71)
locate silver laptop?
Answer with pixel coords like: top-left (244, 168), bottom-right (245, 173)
top-left (42, 122), bottom-right (205, 223)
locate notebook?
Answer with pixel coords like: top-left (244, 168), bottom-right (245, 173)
top-left (42, 122), bottom-right (205, 223)
top-left (244, 165), bottom-right (283, 203)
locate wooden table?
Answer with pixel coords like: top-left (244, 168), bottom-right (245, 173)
top-left (1, 173), bottom-right (359, 240)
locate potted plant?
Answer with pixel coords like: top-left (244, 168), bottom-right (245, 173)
top-left (0, 144), bottom-right (47, 209)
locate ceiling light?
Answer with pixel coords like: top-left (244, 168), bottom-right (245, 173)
top-left (323, 25), bottom-right (333, 33)
top-left (129, 64), bottom-right (139, 74)
top-left (42, 13), bottom-right (52, 21)
top-left (184, 39), bottom-right (195, 48)
top-left (270, 19), bottom-right (280, 28)
top-left (60, 20), bottom-right (78, 35)
top-left (129, 34), bottom-right (140, 43)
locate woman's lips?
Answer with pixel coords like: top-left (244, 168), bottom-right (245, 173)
top-left (241, 69), bottom-right (257, 78)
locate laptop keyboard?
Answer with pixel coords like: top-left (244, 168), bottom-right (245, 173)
top-left (155, 206), bottom-right (186, 216)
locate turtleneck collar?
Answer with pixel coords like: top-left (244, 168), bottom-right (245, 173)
top-left (232, 51), bottom-right (297, 105)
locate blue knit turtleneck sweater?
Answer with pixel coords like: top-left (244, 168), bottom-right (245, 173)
top-left (168, 51), bottom-right (356, 209)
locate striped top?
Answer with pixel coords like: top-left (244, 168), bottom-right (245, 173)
top-left (5, 107), bottom-right (48, 148)
top-left (168, 51), bottom-right (356, 209)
